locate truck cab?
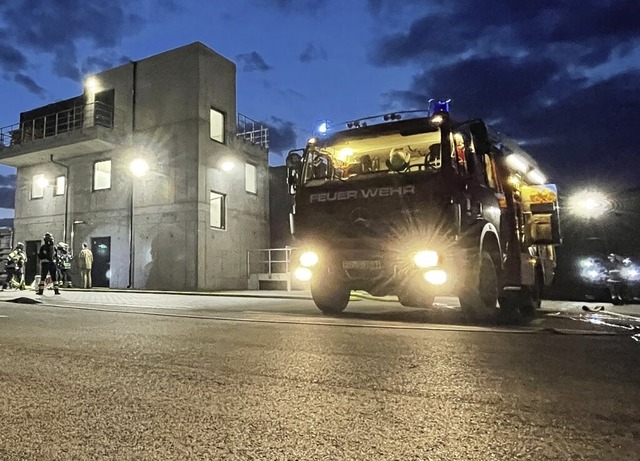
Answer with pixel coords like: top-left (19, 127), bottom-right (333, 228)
top-left (286, 103), bottom-right (561, 318)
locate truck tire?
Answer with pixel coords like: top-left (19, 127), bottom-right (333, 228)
top-left (497, 266), bottom-right (544, 323)
top-left (459, 251), bottom-right (499, 313)
top-left (310, 269), bottom-right (350, 315)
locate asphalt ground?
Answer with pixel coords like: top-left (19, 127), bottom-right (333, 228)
top-left (1, 289), bottom-right (639, 460)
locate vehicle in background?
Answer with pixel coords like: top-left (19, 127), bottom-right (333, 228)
top-left (285, 101), bottom-right (562, 320)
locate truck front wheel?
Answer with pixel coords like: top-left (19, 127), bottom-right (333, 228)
top-left (459, 251), bottom-right (499, 313)
top-left (310, 268), bottom-right (350, 315)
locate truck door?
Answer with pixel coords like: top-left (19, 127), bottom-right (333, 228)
top-left (453, 125), bottom-right (501, 236)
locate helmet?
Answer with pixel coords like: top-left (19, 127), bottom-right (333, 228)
top-left (387, 147), bottom-right (410, 172)
top-left (43, 232), bottom-right (54, 243)
top-left (15, 242), bottom-right (24, 250)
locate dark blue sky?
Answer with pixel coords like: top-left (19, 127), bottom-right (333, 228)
top-left (1, 0), bottom-right (640, 219)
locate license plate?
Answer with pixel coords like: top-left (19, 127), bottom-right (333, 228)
top-left (343, 260), bottom-right (382, 270)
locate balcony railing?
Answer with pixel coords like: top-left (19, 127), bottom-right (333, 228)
top-left (237, 113), bottom-right (269, 149)
top-left (0, 101), bottom-right (116, 149)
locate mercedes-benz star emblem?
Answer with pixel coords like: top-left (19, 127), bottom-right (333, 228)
top-left (349, 207), bottom-right (370, 227)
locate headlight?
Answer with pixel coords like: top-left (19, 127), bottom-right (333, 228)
top-left (294, 267), bottom-right (313, 282)
top-left (299, 251), bottom-right (319, 267)
top-left (413, 250), bottom-right (439, 268)
top-left (424, 269), bottom-right (447, 285)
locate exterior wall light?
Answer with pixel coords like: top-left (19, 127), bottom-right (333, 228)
top-left (36, 176), bottom-right (50, 189)
top-left (85, 76), bottom-right (99, 91)
top-left (130, 158), bottom-right (149, 177)
top-left (220, 160), bottom-right (235, 172)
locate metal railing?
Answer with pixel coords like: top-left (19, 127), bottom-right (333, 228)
top-left (0, 101), bottom-right (116, 149)
top-left (247, 247), bottom-right (295, 290)
top-left (237, 113), bottom-right (269, 149)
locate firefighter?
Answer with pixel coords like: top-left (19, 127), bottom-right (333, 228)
top-left (37, 232), bottom-right (60, 295)
top-left (3, 242), bottom-right (27, 290)
top-left (55, 242), bottom-right (73, 288)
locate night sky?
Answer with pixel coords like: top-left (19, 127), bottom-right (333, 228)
top-left (1, 0), bottom-right (639, 219)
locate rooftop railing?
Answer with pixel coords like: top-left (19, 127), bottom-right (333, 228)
top-left (237, 113), bottom-right (269, 149)
top-left (0, 101), bottom-right (116, 149)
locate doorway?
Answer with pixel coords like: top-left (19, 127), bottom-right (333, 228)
top-left (25, 240), bottom-right (40, 285)
top-left (91, 237), bottom-right (111, 288)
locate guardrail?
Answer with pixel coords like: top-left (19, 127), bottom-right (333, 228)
top-left (0, 101), bottom-right (116, 149)
top-left (247, 247), bottom-right (294, 290)
top-left (237, 113), bottom-right (269, 149)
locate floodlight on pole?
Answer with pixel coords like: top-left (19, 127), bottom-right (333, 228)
top-left (567, 190), bottom-right (611, 219)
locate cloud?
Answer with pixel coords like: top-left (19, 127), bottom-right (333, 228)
top-left (248, 0), bottom-right (325, 13)
top-left (394, 56), bottom-right (560, 120)
top-left (368, 2), bottom-right (640, 69)
top-left (514, 70), bottom-right (640, 187)
top-left (0, 44), bottom-right (28, 69)
top-left (0, 174), bottom-right (16, 187)
top-left (0, 0), bottom-right (174, 90)
top-left (266, 117), bottom-right (298, 155)
top-left (299, 43), bottom-right (328, 63)
top-left (236, 51), bottom-right (273, 72)
top-left (12, 73), bottom-right (46, 97)
top-left (0, 174), bottom-right (16, 209)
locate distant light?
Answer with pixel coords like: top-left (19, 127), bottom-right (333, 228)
top-left (568, 190), bottom-right (611, 219)
top-left (508, 175), bottom-right (520, 186)
top-left (130, 158), bottom-right (149, 177)
top-left (526, 169), bottom-right (546, 185)
top-left (505, 154), bottom-right (529, 173)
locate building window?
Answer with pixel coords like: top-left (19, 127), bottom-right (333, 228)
top-left (93, 160), bottom-right (111, 191)
top-left (245, 163), bottom-right (257, 194)
top-left (31, 174), bottom-right (45, 199)
top-left (210, 191), bottom-right (226, 230)
top-left (210, 108), bottom-right (225, 143)
top-left (54, 175), bottom-right (66, 196)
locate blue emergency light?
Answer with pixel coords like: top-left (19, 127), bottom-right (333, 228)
top-left (429, 98), bottom-right (451, 115)
top-left (313, 120), bottom-right (331, 137)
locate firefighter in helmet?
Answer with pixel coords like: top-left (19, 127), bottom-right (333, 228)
top-left (55, 242), bottom-right (73, 288)
top-left (2, 242), bottom-right (27, 290)
top-left (37, 232), bottom-right (60, 295)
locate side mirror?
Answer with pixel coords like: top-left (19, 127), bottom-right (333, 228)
top-left (286, 150), bottom-right (303, 195)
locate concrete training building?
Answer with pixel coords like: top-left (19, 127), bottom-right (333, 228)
top-left (0, 42), bottom-right (272, 291)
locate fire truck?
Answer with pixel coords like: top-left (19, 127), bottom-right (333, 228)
top-left (285, 101), bottom-right (561, 319)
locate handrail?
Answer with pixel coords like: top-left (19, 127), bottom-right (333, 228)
top-left (246, 247), bottom-right (296, 291)
top-left (0, 101), bottom-right (117, 149)
top-left (237, 113), bottom-right (269, 149)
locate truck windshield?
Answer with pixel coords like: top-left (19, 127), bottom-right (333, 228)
top-left (301, 129), bottom-right (442, 185)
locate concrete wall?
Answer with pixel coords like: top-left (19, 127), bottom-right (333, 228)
top-left (10, 42), bottom-right (271, 291)
top-left (194, 44), bottom-right (270, 290)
